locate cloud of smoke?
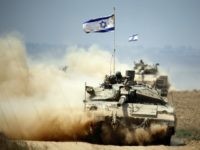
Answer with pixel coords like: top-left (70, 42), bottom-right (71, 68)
top-left (0, 101), bottom-right (96, 141)
top-left (65, 45), bottom-right (129, 78)
top-left (0, 34), bottom-right (29, 98)
top-left (0, 34), bottom-right (130, 141)
top-left (26, 109), bottom-right (95, 141)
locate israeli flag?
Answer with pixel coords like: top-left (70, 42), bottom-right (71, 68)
top-left (83, 14), bottom-right (115, 33)
top-left (128, 34), bottom-right (138, 42)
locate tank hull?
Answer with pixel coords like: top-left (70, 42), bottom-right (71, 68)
top-left (84, 101), bottom-right (176, 145)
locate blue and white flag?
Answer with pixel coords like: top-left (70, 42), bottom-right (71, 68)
top-left (83, 14), bottom-right (115, 33)
top-left (128, 34), bottom-right (138, 42)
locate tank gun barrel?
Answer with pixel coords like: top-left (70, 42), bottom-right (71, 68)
top-left (117, 95), bottom-right (127, 107)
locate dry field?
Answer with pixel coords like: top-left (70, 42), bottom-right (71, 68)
top-left (0, 91), bottom-right (200, 150)
top-left (168, 91), bottom-right (200, 142)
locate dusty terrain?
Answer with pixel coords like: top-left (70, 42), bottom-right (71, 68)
top-left (168, 91), bottom-right (200, 142)
top-left (1, 91), bottom-right (200, 150)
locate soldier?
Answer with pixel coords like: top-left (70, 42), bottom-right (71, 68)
top-left (115, 71), bottom-right (123, 83)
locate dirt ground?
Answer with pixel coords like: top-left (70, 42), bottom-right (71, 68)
top-left (172, 91), bottom-right (200, 130)
top-left (1, 91), bottom-right (200, 150)
top-left (25, 140), bottom-right (200, 150)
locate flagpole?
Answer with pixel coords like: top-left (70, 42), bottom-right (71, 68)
top-left (113, 7), bottom-right (116, 74)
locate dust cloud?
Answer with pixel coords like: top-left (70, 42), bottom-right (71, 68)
top-left (0, 34), bottom-right (29, 98)
top-left (0, 34), bottom-right (168, 145)
top-left (0, 34), bottom-right (127, 141)
top-left (99, 123), bottom-right (167, 145)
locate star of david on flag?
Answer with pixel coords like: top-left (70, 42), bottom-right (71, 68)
top-left (128, 34), bottom-right (138, 42)
top-left (83, 14), bottom-right (115, 33)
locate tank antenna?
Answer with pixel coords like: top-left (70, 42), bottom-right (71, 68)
top-left (110, 54), bottom-right (113, 75)
top-left (113, 7), bottom-right (116, 74)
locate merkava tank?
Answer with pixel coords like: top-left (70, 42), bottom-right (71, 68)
top-left (84, 70), bottom-right (176, 145)
top-left (134, 59), bottom-right (170, 97)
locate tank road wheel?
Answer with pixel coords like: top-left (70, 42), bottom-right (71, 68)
top-left (100, 123), bottom-right (115, 144)
top-left (163, 127), bottom-right (174, 145)
top-left (163, 135), bottom-right (171, 145)
top-left (85, 122), bottom-right (103, 144)
top-left (100, 122), bottom-right (125, 145)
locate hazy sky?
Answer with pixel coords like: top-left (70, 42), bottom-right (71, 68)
top-left (0, 0), bottom-right (200, 90)
top-left (0, 0), bottom-right (200, 47)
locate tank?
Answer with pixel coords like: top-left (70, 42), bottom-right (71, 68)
top-left (134, 59), bottom-right (170, 97)
top-left (83, 70), bottom-right (176, 145)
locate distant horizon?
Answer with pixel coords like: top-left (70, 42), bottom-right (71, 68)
top-left (24, 42), bottom-right (200, 90)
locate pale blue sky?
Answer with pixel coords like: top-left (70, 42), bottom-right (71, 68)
top-left (0, 0), bottom-right (200, 48)
top-left (0, 0), bottom-right (200, 90)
